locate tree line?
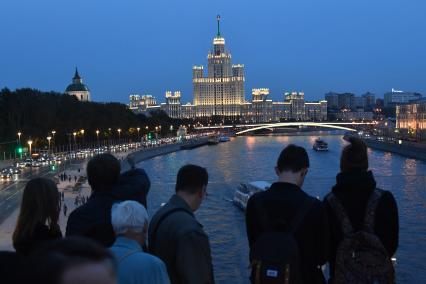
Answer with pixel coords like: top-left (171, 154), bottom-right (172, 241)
top-left (0, 88), bottom-right (190, 155)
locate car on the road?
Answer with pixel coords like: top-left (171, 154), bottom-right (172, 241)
top-left (24, 159), bottom-right (33, 167)
top-left (1, 172), bottom-right (12, 180)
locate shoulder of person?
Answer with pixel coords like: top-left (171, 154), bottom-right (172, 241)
top-left (141, 252), bottom-right (168, 268)
top-left (247, 190), bottom-right (265, 207)
top-left (304, 195), bottom-right (326, 217)
top-left (376, 188), bottom-right (398, 211)
top-left (377, 189), bottom-right (396, 202)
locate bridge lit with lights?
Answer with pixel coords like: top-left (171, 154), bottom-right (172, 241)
top-left (194, 122), bottom-right (376, 135)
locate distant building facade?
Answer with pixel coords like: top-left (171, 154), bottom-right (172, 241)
top-left (129, 94), bottom-right (158, 113)
top-left (65, 68), bottom-right (90, 101)
top-left (396, 100), bottom-right (426, 141)
top-left (384, 88), bottom-right (422, 108)
top-left (324, 91), bottom-right (376, 120)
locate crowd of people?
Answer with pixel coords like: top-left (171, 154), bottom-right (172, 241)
top-left (0, 137), bottom-right (399, 284)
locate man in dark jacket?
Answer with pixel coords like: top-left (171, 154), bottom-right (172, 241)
top-left (246, 144), bottom-right (329, 284)
top-left (323, 137), bottom-right (399, 282)
top-left (148, 164), bottom-right (215, 284)
top-left (66, 153), bottom-right (151, 247)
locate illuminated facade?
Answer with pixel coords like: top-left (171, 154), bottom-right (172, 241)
top-left (241, 90), bottom-right (326, 123)
top-left (129, 94), bottom-right (157, 112)
top-left (192, 15), bottom-right (245, 117)
top-left (65, 68), bottom-right (91, 102)
top-left (396, 101), bottom-right (426, 141)
top-left (161, 91), bottom-right (182, 118)
top-left (128, 16), bottom-right (327, 122)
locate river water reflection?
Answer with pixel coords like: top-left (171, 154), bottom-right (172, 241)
top-left (139, 135), bottom-right (426, 283)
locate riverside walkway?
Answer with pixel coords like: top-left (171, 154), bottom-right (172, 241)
top-left (0, 136), bottom-right (213, 251)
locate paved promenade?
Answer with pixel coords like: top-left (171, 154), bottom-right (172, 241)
top-left (0, 138), bottom-right (212, 251)
top-left (0, 151), bottom-right (132, 251)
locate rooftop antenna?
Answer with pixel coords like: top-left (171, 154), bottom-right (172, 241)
top-left (217, 15), bottom-right (221, 37)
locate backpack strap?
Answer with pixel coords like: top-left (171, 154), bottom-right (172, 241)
top-left (326, 193), bottom-right (354, 236)
top-left (149, 207), bottom-right (192, 252)
top-left (287, 197), bottom-right (316, 233)
top-left (363, 188), bottom-right (383, 233)
top-left (256, 195), bottom-right (314, 233)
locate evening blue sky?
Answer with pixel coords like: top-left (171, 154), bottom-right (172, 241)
top-left (0, 0), bottom-right (425, 103)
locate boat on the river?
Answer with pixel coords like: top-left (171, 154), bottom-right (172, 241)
top-left (233, 181), bottom-right (271, 210)
top-left (208, 136), bottom-right (220, 145)
top-left (219, 136), bottom-right (230, 142)
top-left (313, 138), bottom-right (328, 151)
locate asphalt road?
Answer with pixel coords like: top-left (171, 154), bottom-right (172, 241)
top-left (0, 160), bottom-right (85, 225)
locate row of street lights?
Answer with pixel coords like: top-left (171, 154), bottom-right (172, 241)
top-left (15, 126), bottom-right (171, 156)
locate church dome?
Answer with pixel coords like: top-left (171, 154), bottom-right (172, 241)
top-left (65, 68), bottom-right (90, 92)
top-left (65, 68), bottom-right (91, 102)
top-left (65, 83), bottom-right (89, 92)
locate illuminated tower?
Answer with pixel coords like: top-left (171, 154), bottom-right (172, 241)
top-left (193, 15), bottom-right (245, 117)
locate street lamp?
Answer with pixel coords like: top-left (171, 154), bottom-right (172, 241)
top-left (80, 129), bottom-right (85, 148)
top-left (73, 132), bottom-right (77, 150)
top-left (117, 128), bottom-right (121, 142)
top-left (27, 139), bottom-right (33, 155)
top-left (17, 132), bottom-right (22, 144)
top-left (137, 127), bottom-right (140, 139)
top-left (47, 136), bottom-right (52, 153)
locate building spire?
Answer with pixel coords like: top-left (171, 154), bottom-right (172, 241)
top-left (216, 15), bottom-right (221, 37)
top-left (74, 67), bottom-right (80, 79)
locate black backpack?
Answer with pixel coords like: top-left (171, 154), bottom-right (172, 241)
top-left (250, 197), bottom-right (315, 284)
top-left (326, 189), bottom-right (395, 284)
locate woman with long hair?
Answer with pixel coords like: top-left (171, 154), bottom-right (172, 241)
top-left (13, 177), bottom-right (62, 255)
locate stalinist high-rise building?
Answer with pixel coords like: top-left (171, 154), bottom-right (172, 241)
top-left (192, 15), bottom-right (245, 117)
top-left (130, 16), bottom-right (328, 122)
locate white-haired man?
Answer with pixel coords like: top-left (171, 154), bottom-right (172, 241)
top-left (110, 201), bottom-right (170, 284)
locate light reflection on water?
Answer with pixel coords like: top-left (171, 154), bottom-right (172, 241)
top-left (140, 136), bottom-right (426, 283)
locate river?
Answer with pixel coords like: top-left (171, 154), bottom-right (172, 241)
top-left (139, 135), bottom-right (426, 283)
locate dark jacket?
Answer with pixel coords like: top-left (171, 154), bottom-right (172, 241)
top-left (66, 168), bottom-right (150, 247)
top-left (246, 182), bottom-right (329, 284)
top-left (14, 223), bottom-right (62, 256)
top-left (148, 194), bottom-right (215, 284)
top-left (323, 170), bottom-right (399, 280)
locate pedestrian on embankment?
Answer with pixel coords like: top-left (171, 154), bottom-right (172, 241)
top-left (12, 178), bottom-right (62, 256)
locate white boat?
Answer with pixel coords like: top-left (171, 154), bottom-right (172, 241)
top-left (233, 181), bottom-right (271, 210)
top-left (313, 138), bottom-right (328, 151)
top-left (219, 136), bottom-right (230, 142)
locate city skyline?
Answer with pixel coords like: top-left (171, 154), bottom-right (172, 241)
top-left (1, 0), bottom-right (425, 103)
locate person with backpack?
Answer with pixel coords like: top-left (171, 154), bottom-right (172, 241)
top-left (323, 137), bottom-right (399, 284)
top-left (246, 144), bottom-right (329, 284)
top-left (148, 164), bottom-right (215, 284)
